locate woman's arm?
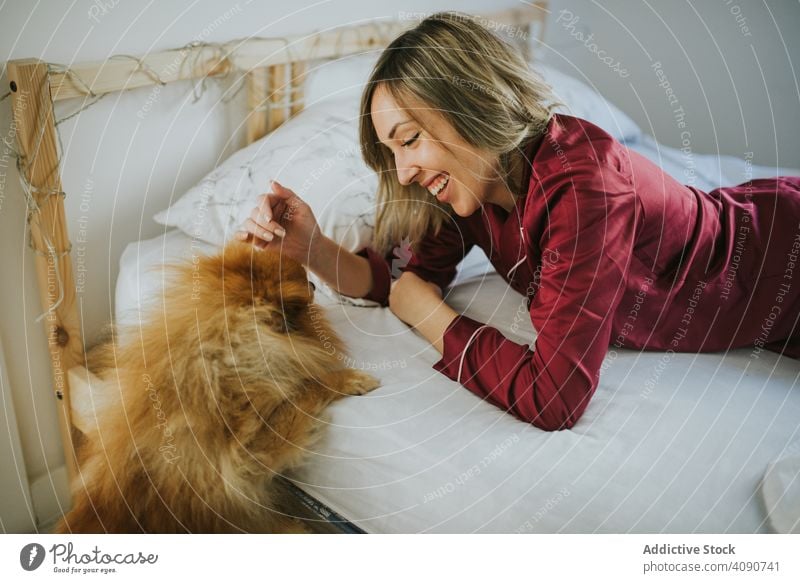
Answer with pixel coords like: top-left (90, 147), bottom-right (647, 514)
top-left (395, 175), bottom-right (637, 431)
top-left (388, 271), bottom-right (459, 353)
top-left (348, 212), bottom-right (476, 306)
top-left (307, 234), bottom-right (375, 299)
top-left (238, 181), bottom-right (476, 302)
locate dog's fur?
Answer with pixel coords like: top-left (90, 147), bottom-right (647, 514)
top-left (54, 242), bottom-right (378, 533)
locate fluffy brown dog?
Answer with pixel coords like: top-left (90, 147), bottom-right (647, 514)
top-left (54, 242), bottom-right (378, 533)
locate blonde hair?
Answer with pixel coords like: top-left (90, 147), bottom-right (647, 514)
top-left (359, 11), bottom-right (560, 253)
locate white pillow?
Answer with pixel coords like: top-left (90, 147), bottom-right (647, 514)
top-left (534, 63), bottom-right (641, 143)
top-left (153, 96), bottom-right (376, 252)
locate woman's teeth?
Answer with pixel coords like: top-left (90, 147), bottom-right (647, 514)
top-left (429, 174), bottom-right (449, 197)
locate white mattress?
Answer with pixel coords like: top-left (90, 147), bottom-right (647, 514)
top-left (116, 142), bottom-right (800, 533)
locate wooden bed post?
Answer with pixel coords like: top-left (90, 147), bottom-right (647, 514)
top-left (267, 64), bottom-right (289, 133)
top-left (7, 59), bottom-right (82, 488)
top-left (289, 61), bottom-right (306, 117)
top-left (244, 62), bottom-right (306, 145)
top-left (245, 67), bottom-right (269, 145)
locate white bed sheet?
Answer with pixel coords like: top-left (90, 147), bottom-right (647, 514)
top-left (116, 144), bottom-right (800, 533)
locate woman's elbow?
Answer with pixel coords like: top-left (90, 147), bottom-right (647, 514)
top-left (530, 413), bottom-right (578, 432)
top-left (514, 395), bottom-right (587, 431)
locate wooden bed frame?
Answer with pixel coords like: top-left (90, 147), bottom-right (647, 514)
top-left (6, 4), bottom-right (548, 505)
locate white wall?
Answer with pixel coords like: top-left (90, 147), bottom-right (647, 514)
top-left (539, 0), bottom-right (800, 168)
top-left (1, 0), bottom-right (798, 532)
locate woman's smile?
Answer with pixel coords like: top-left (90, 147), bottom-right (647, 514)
top-left (369, 84), bottom-right (516, 218)
top-left (425, 173), bottom-right (450, 202)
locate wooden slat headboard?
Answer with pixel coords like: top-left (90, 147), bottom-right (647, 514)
top-left (5, 3), bottom-right (548, 490)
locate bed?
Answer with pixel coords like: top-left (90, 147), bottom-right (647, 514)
top-left (112, 56), bottom-right (800, 533)
top-left (8, 5), bottom-right (799, 534)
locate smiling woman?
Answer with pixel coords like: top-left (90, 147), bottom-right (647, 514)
top-left (238, 11), bottom-right (800, 431)
top-left (359, 12), bottom-right (558, 250)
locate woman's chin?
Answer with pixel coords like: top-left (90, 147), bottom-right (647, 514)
top-left (450, 199), bottom-right (479, 217)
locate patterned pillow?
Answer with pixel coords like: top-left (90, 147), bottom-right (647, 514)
top-left (153, 97), bottom-right (376, 252)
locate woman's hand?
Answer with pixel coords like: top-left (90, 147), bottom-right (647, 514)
top-left (237, 180), bottom-right (376, 298)
top-left (389, 272), bottom-right (458, 354)
top-left (236, 181), bottom-right (321, 265)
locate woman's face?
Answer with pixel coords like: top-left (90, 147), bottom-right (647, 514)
top-left (370, 84), bottom-right (514, 216)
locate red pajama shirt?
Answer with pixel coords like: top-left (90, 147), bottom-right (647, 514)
top-left (358, 113), bottom-right (800, 431)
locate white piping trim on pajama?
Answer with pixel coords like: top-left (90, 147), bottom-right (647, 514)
top-left (506, 226), bottom-right (528, 279)
top-left (457, 325), bottom-right (489, 384)
top-left (506, 255), bottom-right (528, 279)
